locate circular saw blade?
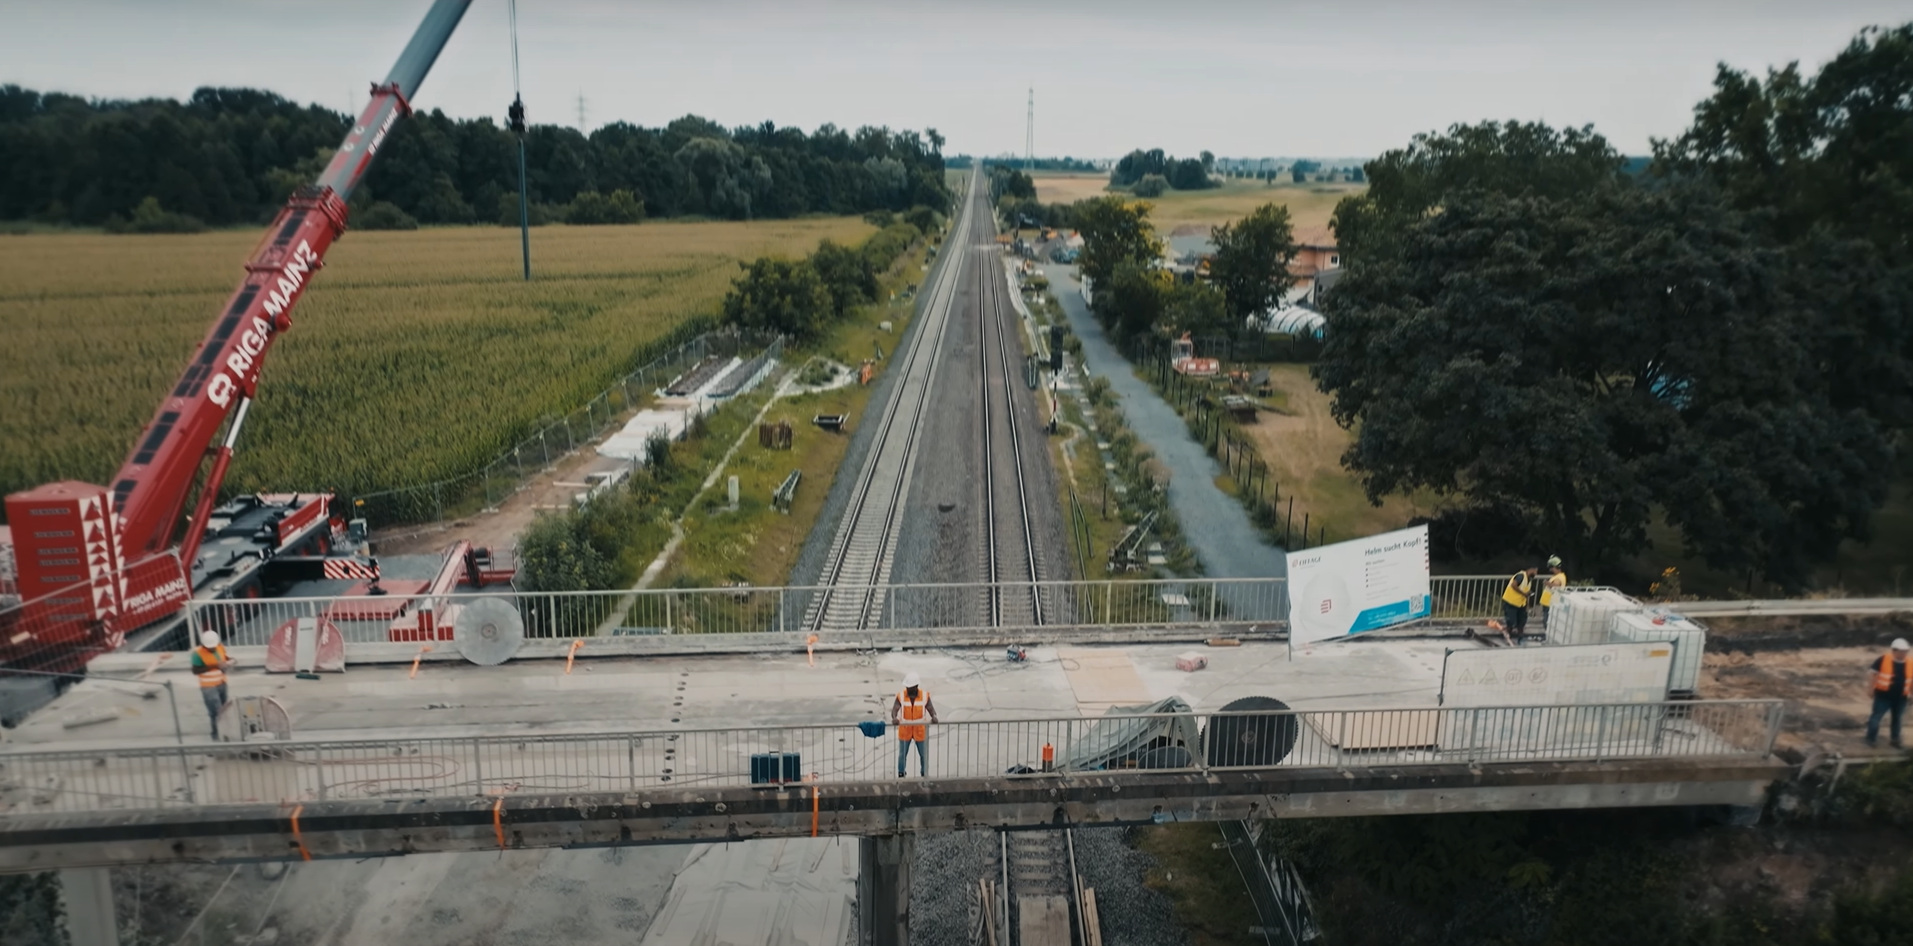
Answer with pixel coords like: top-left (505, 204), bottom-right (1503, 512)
top-left (454, 596), bottom-right (525, 666)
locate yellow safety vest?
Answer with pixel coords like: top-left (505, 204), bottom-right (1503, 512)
top-left (897, 689), bottom-right (929, 742)
top-left (1873, 654), bottom-right (1912, 696)
top-left (191, 645), bottom-right (229, 689)
top-left (1540, 572), bottom-right (1567, 607)
top-left (1501, 572), bottom-right (1531, 608)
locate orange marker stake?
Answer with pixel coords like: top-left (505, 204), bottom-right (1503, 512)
top-left (289, 804), bottom-right (312, 861)
top-left (493, 797), bottom-right (507, 849)
top-left (810, 774), bottom-right (820, 837)
top-left (409, 645), bottom-right (432, 679)
top-left (565, 639), bottom-right (584, 674)
top-left (806, 634), bottom-right (819, 667)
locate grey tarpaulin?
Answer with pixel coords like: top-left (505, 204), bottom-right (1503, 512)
top-left (1058, 697), bottom-right (1203, 772)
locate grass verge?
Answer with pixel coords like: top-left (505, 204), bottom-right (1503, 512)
top-left (659, 240), bottom-right (935, 587)
top-left (1136, 823), bottom-right (1263, 946)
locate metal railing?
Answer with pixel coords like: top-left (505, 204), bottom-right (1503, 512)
top-left (0, 700), bottom-right (1784, 816)
top-left (179, 575), bottom-right (1513, 646)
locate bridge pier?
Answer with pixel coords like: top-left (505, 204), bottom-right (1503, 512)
top-left (859, 833), bottom-right (915, 946)
top-left (59, 867), bottom-right (118, 946)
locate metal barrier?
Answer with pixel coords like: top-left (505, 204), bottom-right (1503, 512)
top-left (0, 700), bottom-right (1784, 816)
top-left (180, 576), bottom-right (1513, 646)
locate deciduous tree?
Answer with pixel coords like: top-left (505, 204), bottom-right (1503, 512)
top-left (1208, 203), bottom-right (1299, 326)
top-left (1073, 196), bottom-right (1163, 290)
top-left (1314, 183), bottom-right (1891, 586)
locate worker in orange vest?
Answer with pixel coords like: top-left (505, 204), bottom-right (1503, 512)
top-left (1864, 638), bottom-right (1911, 749)
top-left (891, 672), bottom-right (938, 778)
top-left (192, 631), bottom-right (235, 740)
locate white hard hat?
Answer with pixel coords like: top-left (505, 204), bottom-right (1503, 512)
top-left (1893, 638), bottom-right (1910, 651)
top-left (200, 631), bottom-right (221, 649)
top-left (902, 672), bottom-right (920, 688)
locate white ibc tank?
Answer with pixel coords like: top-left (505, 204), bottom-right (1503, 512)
top-left (1545, 588), bottom-right (1640, 645)
top-left (1609, 610), bottom-right (1707, 694)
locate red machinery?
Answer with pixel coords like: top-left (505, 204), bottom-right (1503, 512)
top-left (0, 0), bottom-right (473, 695)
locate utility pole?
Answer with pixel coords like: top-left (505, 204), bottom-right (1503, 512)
top-left (577, 92), bottom-right (587, 132)
top-left (1025, 86), bottom-right (1034, 172)
top-left (508, 0), bottom-right (529, 280)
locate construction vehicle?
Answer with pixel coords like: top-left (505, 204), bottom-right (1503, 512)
top-left (1170, 332), bottom-right (1220, 377)
top-left (0, 0), bottom-right (474, 719)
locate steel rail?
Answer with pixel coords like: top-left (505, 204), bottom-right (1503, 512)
top-left (980, 249), bottom-right (1045, 628)
top-left (803, 173), bottom-right (981, 631)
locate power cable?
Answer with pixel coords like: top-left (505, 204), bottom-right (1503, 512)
top-left (508, 0), bottom-right (521, 96)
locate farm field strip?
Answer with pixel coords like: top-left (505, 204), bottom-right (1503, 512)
top-left (0, 219), bottom-right (871, 503)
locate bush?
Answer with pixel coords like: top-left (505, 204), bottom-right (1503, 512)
top-left (565, 189), bottom-right (645, 225)
top-left (644, 428), bottom-right (673, 474)
top-left (495, 193), bottom-right (560, 227)
top-left (355, 200), bottom-right (419, 231)
top-left (1133, 174), bottom-right (1169, 198)
top-left (104, 196), bottom-right (205, 234)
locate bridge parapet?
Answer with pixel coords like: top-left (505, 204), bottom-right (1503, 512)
top-left (0, 700), bottom-right (1783, 817)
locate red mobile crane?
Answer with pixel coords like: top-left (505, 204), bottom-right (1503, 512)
top-left (0, 0), bottom-right (474, 712)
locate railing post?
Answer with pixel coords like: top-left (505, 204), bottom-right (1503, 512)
top-left (1208, 581), bottom-right (1219, 623)
top-left (1103, 581), bottom-right (1113, 625)
top-left (1761, 702), bottom-right (1786, 757)
top-left (472, 737), bottom-right (484, 795)
top-left (314, 743), bottom-right (327, 801)
top-left (1594, 705), bottom-right (1610, 763)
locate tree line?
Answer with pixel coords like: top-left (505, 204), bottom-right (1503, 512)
top-left (719, 208), bottom-right (937, 342)
top-left (1109, 147), bottom-right (1218, 193)
top-left (0, 84), bottom-right (948, 230)
top-left (1074, 195), bottom-right (1297, 348)
top-left (1311, 23), bottom-right (1913, 588)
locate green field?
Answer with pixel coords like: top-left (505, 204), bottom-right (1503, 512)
top-left (0, 219), bottom-right (872, 503)
top-left (1032, 172), bottom-right (1362, 234)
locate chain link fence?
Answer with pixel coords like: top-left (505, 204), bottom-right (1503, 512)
top-left (344, 320), bottom-right (783, 526)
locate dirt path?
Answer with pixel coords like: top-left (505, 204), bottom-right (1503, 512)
top-left (372, 438), bottom-right (633, 559)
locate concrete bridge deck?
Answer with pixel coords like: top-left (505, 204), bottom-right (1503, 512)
top-left (0, 636), bottom-right (1788, 871)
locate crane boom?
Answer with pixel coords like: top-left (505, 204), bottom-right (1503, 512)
top-left (110, 0), bottom-right (472, 560)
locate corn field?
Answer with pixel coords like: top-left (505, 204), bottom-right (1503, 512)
top-left (0, 219), bottom-right (870, 505)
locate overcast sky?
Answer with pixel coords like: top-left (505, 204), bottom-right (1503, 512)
top-left (2, 1), bottom-right (1905, 159)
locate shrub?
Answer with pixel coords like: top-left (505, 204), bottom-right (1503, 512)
top-left (105, 197), bottom-right (205, 234)
top-left (1133, 174), bottom-right (1169, 198)
top-left (355, 201), bottom-right (419, 231)
top-left (565, 189), bottom-right (645, 225)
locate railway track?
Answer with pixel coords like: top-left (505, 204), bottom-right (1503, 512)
top-left (976, 829), bottom-right (1099, 945)
top-left (976, 246), bottom-right (1047, 628)
top-left (803, 173), bottom-right (981, 632)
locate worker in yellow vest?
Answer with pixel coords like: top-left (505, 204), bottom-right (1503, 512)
top-left (1864, 638), bottom-right (1911, 749)
top-left (1500, 565), bottom-right (1539, 645)
top-left (191, 631), bottom-right (235, 740)
top-left (1539, 556), bottom-right (1567, 632)
top-left (891, 672), bottom-right (939, 778)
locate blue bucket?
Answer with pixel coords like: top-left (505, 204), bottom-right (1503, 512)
top-left (858, 720), bottom-right (887, 738)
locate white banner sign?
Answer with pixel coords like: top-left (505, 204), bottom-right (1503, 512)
top-left (1439, 642), bottom-right (1674, 707)
top-left (1286, 525), bottom-right (1431, 645)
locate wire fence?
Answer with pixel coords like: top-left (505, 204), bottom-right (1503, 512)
top-left (346, 320), bottom-right (786, 526)
top-left (177, 575), bottom-right (1512, 646)
top-left (0, 700), bottom-right (1784, 815)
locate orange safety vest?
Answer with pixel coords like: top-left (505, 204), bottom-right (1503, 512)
top-left (897, 689), bottom-right (929, 742)
top-left (192, 645), bottom-right (229, 689)
top-left (1873, 654), bottom-right (1912, 697)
